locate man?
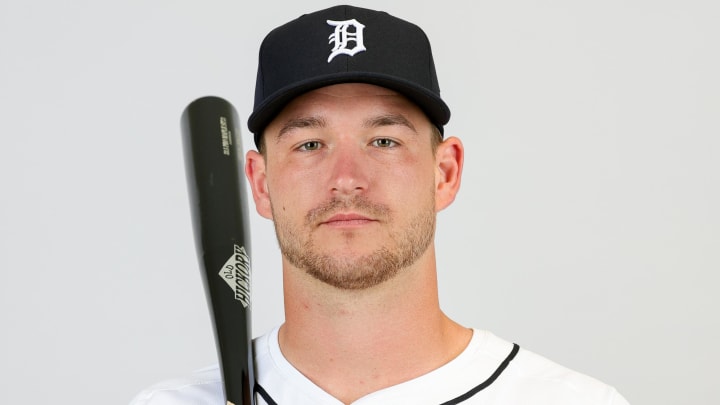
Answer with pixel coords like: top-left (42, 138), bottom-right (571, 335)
top-left (131, 5), bottom-right (629, 404)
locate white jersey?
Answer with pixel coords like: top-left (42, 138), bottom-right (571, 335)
top-left (130, 327), bottom-right (629, 405)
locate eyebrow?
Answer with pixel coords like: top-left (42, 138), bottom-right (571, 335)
top-left (275, 113), bottom-right (417, 142)
top-left (277, 116), bottom-right (327, 141)
top-left (363, 113), bottom-right (417, 133)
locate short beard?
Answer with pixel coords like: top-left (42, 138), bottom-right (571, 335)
top-left (272, 194), bottom-right (436, 290)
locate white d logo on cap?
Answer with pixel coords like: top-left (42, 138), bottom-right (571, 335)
top-left (327, 19), bottom-right (366, 63)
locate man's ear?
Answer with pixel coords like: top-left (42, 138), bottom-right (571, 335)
top-left (434, 136), bottom-right (464, 212)
top-left (245, 150), bottom-right (273, 219)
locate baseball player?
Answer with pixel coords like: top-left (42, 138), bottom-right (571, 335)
top-left (131, 5), bottom-right (630, 404)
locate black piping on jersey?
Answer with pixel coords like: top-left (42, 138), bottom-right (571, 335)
top-left (439, 343), bottom-right (520, 404)
top-left (253, 343), bottom-right (520, 405)
top-left (255, 381), bottom-right (279, 405)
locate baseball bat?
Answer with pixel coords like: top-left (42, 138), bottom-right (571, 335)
top-left (181, 96), bottom-right (254, 405)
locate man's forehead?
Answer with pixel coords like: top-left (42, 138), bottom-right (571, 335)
top-left (267, 84), bottom-right (425, 131)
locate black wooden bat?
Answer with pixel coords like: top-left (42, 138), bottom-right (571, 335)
top-left (181, 96), bottom-right (254, 405)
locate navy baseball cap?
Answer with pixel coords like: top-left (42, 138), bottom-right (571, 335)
top-left (248, 5), bottom-right (451, 148)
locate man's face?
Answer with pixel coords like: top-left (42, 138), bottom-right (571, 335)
top-left (248, 83), bottom-right (450, 290)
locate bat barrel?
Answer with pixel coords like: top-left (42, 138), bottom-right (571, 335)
top-left (181, 96), bottom-right (254, 405)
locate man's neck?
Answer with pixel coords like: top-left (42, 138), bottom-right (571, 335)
top-left (278, 249), bottom-right (472, 404)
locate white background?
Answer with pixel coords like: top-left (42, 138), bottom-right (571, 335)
top-left (1, 1), bottom-right (718, 404)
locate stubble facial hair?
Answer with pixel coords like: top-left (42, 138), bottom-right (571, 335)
top-left (271, 194), bottom-right (436, 290)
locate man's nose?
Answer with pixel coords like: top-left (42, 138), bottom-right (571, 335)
top-left (328, 143), bottom-right (369, 196)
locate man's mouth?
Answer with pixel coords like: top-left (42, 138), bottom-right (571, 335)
top-left (306, 196), bottom-right (389, 227)
top-left (320, 213), bottom-right (376, 227)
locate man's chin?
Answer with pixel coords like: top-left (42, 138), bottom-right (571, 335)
top-left (287, 249), bottom-right (404, 291)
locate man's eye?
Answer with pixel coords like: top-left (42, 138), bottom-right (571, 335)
top-left (372, 138), bottom-right (397, 148)
top-left (298, 141), bottom-right (321, 151)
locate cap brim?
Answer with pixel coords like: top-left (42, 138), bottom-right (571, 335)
top-left (247, 72), bottom-right (451, 143)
